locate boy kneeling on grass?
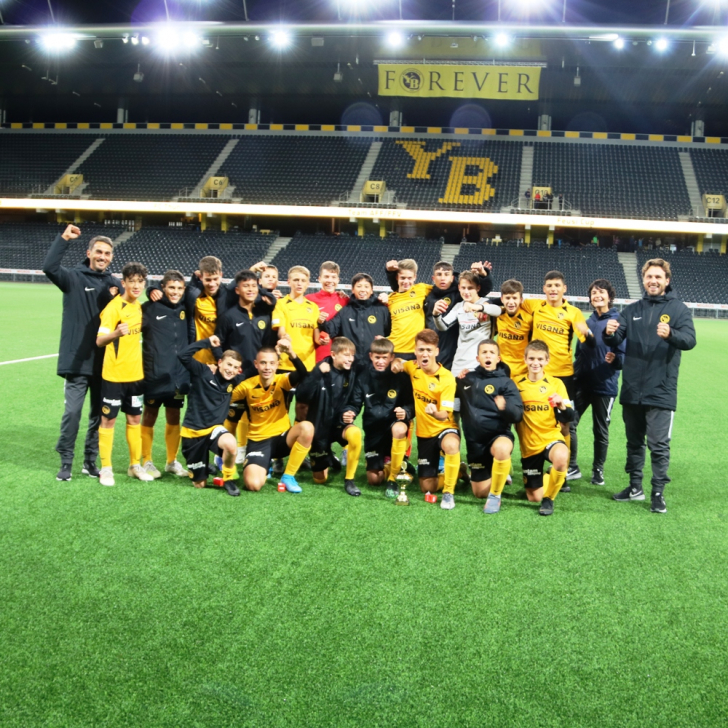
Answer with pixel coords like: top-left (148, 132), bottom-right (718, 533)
top-left (514, 340), bottom-right (574, 516)
top-left (456, 339), bottom-right (523, 514)
top-left (342, 338), bottom-right (414, 498)
top-left (230, 340), bottom-right (313, 494)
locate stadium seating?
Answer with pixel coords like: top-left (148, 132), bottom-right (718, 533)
top-left (113, 227), bottom-right (275, 276)
top-left (370, 138), bottom-right (522, 211)
top-left (0, 134), bottom-right (98, 196)
top-left (77, 135), bottom-right (230, 201)
top-left (636, 248), bottom-right (728, 304)
top-left (269, 234), bottom-right (443, 287)
top-left (689, 147), bottom-right (728, 199)
top-left (452, 241), bottom-right (631, 299)
top-left (219, 136), bottom-right (371, 205)
top-left (532, 143), bottom-right (692, 220)
top-left (0, 222), bottom-right (111, 269)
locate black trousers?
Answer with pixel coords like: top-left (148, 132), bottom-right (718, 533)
top-left (622, 404), bottom-right (674, 492)
top-left (55, 374), bottom-right (102, 464)
top-left (570, 390), bottom-right (616, 471)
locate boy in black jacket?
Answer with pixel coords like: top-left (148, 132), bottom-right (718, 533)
top-left (140, 270), bottom-right (191, 480)
top-left (456, 340), bottom-right (523, 514)
top-left (343, 339), bottom-right (414, 498)
top-left (296, 337), bottom-right (362, 496)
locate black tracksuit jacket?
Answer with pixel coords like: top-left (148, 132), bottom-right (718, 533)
top-left (141, 296), bottom-right (191, 398)
top-left (42, 234), bottom-right (122, 377)
top-left (213, 299), bottom-right (277, 369)
top-left (603, 288), bottom-right (696, 410)
top-left (456, 363), bottom-right (523, 444)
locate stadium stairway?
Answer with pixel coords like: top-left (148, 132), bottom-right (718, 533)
top-left (678, 152), bottom-right (704, 217)
top-left (345, 141), bottom-right (383, 203)
top-left (111, 229), bottom-right (136, 250)
top-left (42, 137), bottom-right (106, 197)
top-left (184, 139), bottom-right (240, 200)
top-left (439, 243), bottom-right (460, 266)
top-left (516, 144), bottom-right (535, 210)
top-left (265, 236), bottom-right (292, 263)
top-left (618, 252), bottom-right (642, 298)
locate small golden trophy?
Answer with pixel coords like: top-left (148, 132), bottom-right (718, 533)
top-left (394, 464), bottom-right (410, 506)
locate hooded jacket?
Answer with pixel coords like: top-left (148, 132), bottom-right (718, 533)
top-left (42, 234), bottom-right (122, 378)
top-left (456, 362), bottom-right (523, 442)
top-left (603, 288), bottom-right (696, 410)
top-left (574, 307), bottom-right (625, 397)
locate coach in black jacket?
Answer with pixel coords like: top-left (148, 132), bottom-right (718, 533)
top-left (603, 258), bottom-right (696, 513)
top-left (43, 224), bottom-right (121, 481)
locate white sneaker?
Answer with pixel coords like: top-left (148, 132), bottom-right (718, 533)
top-left (99, 466), bottom-right (115, 487)
top-left (143, 460), bottom-right (162, 479)
top-left (128, 464), bottom-right (154, 482)
top-left (235, 446), bottom-right (247, 465)
top-left (440, 492), bottom-right (456, 510)
top-left (165, 460), bottom-right (189, 477)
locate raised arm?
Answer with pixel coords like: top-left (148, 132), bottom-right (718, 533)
top-left (42, 225), bottom-right (79, 292)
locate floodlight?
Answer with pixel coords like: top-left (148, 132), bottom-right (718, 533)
top-left (156, 28), bottom-right (179, 51)
top-left (614, 37), bottom-right (625, 50)
top-left (270, 30), bottom-right (292, 49)
top-left (655, 38), bottom-right (669, 52)
top-left (40, 33), bottom-right (77, 51)
top-left (183, 31), bottom-right (201, 48)
top-left (131, 34), bottom-right (140, 46)
top-left (717, 37), bottom-right (728, 56)
top-left (141, 36), bottom-right (150, 46)
top-left (386, 31), bottom-right (404, 49)
top-left (494, 33), bottom-right (510, 48)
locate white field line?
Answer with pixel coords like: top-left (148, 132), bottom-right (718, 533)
top-left (0, 353), bottom-right (58, 366)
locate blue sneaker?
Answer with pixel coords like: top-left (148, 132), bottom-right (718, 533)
top-left (280, 474), bottom-right (302, 493)
top-left (214, 455), bottom-right (223, 472)
top-left (438, 455), bottom-right (445, 474)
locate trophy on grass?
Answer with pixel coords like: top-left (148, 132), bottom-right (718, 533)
top-left (394, 463), bottom-right (411, 506)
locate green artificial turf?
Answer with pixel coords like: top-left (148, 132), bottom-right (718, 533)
top-left (1, 282), bottom-right (727, 727)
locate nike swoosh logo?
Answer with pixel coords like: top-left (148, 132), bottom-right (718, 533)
top-left (365, 393), bottom-right (374, 398)
top-left (633, 317), bottom-right (642, 320)
top-left (464, 386), bottom-right (471, 390)
top-left (85, 287), bottom-right (95, 292)
top-left (236, 322), bottom-right (245, 327)
top-left (156, 315), bottom-right (167, 320)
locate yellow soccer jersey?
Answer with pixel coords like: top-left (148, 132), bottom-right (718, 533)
top-left (98, 296), bottom-right (143, 383)
top-left (388, 282), bottom-right (432, 353)
top-left (531, 300), bottom-right (587, 378)
top-left (194, 294), bottom-right (218, 365)
top-left (496, 306), bottom-right (533, 379)
top-left (271, 295), bottom-right (319, 371)
top-left (515, 375), bottom-right (572, 458)
top-left (403, 360), bottom-right (456, 438)
top-left (231, 373), bottom-right (293, 440)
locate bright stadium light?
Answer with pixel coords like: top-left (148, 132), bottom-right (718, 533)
top-left (614, 37), bottom-right (625, 50)
top-left (717, 37), bottom-right (728, 56)
top-left (270, 29), bottom-right (292, 49)
top-left (655, 37), bottom-right (669, 52)
top-left (386, 31), bottom-right (405, 48)
top-left (39, 33), bottom-right (77, 51)
top-left (156, 27), bottom-right (201, 53)
top-left (494, 33), bottom-right (511, 48)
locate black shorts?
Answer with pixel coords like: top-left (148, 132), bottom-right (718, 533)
top-left (181, 425), bottom-right (229, 482)
top-left (521, 440), bottom-right (566, 490)
top-left (144, 390), bottom-right (185, 410)
top-left (101, 379), bottom-right (144, 419)
top-left (555, 375), bottom-right (577, 402)
top-left (363, 421), bottom-right (403, 473)
top-left (466, 431), bottom-right (515, 483)
top-left (416, 428), bottom-right (460, 479)
top-left (244, 432), bottom-right (291, 472)
top-left (310, 425), bottom-right (348, 472)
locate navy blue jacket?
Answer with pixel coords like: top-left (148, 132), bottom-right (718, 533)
top-left (574, 308), bottom-right (625, 397)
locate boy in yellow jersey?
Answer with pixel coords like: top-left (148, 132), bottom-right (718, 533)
top-left (530, 271), bottom-right (594, 486)
top-left (384, 258), bottom-right (432, 359)
top-left (231, 339), bottom-right (314, 493)
top-left (495, 279), bottom-right (534, 380)
top-left (392, 329), bottom-right (461, 510)
top-left (515, 340), bottom-right (575, 516)
top-left (96, 262), bottom-right (151, 487)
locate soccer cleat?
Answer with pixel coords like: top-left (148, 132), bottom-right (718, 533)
top-left (539, 497), bottom-right (554, 516)
top-left (82, 461), bottom-right (100, 478)
top-left (128, 464), bottom-right (154, 482)
top-left (613, 484), bottom-right (645, 502)
top-left (279, 474), bottom-right (302, 493)
top-left (165, 460), bottom-right (189, 477)
top-left (384, 481), bottom-right (398, 499)
top-left (56, 462), bottom-right (73, 481)
top-left (214, 455), bottom-right (224, 472)
top-left (484, 494), bottom-right (502, 514)
top-left (566, 466), bottom-right (582, 481)
top-left (591, 468), bottom-right (605, 486)
top-left (344, 479), bottom-right (361, 497)
top-left (224, 480), bottom-right (241, 497)
top-left (271, 458), bottom-right (285, 476)
top-left (235, 446), bottom-right (247, 465)
top-left (143, 460), bottom-right (162, 479)
top-left (651, 491), bottom-right (667, 513)
top-left (561, 484), bottom-right (571, 493)
top-left (458, 463), bottom-right (471, 486)
top-left (506, 474), bottom-right (512, 485)
top-left (99, 466), bottom-right (115, 487)
top-left (440, 492), bottom-right (455, 510)
top-left (438, 455), bottom-right (445, 474)
top-left (340, 448), bottom-right (348, 467)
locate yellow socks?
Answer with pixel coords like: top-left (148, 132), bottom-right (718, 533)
top-left (564, 432), bottom-right (572, 460)
top-left (126, 424), bottom-right (142, 466)
top-left (388, 437), bottom-right (407, 482)
top-left (490, 458), bottom-right (511, 497)
top-left (99, 427), bottom-right (114, 468)
top-left (285, 440), bottom-right (311, 477)
top-left (224, 418), bottom-right (236, 435)
top-left (141, 425), bottom-right (154, 463)
top-left (165, 424), bottom-right (181, 464)
top-left (344, 427), bottom-right (362, 480)
top-left (237, 415), bottom-right (249, 449)
top-left (545, 467), bottom-right (567, 500)
top-left (443, 452), bottom-right (460, 495)
top-left (222, 465), bottom-right (237, 481)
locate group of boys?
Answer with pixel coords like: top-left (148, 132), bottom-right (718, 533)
top-left (46, 223), bottom-right (690, 516)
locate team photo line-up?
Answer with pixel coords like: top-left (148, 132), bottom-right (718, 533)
top-left (44, 223), bottom-right (696, 516)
